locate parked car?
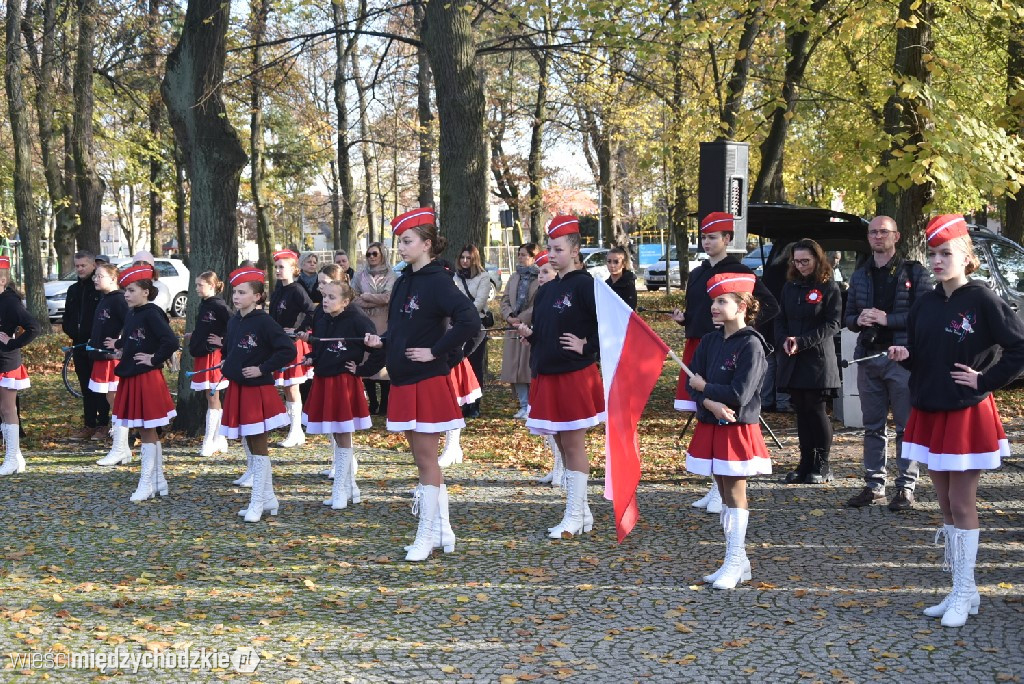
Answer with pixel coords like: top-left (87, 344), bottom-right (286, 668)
top-left (967, 227), bottom-right (1024, 314)
top-left (46, 257), bottom-right (191, 320)
top-left (643, 247), bottom-right (706, 290)
top-left (741, 244), bottom-right (772, 276)
top-left (579, 248), bottom-right (610, 282)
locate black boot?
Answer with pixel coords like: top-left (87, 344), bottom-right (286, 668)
top-left (364, 379), bottom-right (379, 415)
top-left (782, 446), bottom-right (812, 484)
top-left (806, 447), bottom-right (834, 484)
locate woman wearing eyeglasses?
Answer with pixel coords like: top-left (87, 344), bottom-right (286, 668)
top-left (352, 242), bottom-right (397, 415)
top-left (776, 238), bottom-right (842, 485)
top-left (605, 246), bottom-right (637, 311)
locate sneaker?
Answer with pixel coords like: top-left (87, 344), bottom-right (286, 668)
top-left (888, 488), bottom-right (915, 512)
top-left (846, 486), bottom-right (887, 508)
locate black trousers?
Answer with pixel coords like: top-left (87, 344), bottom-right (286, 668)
top-left (73, 347), bottom-right (109, 428)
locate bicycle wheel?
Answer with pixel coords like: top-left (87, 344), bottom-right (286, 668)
top-left (63, 351), bottom-right (83, 399)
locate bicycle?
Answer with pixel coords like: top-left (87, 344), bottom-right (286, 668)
top-left (61, 348), bottom-right (180, 399)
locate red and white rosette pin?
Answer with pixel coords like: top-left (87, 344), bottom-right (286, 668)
top-left (805, 289), bottom-right (823, 304)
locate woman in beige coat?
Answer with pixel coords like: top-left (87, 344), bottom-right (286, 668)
top-left (351, 242), bottom-right (396, 415)
top-left (499, 243), bottom-right (540, 418)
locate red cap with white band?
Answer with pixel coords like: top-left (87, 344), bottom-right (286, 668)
top-left (925, 214), bottom-right (969, 248)
top-left (700, 212), bottom-right (735, 234)
top-left (706, 272), bottom-right (756, 298)
top-left (546, 215), bottom-right (580, 239)
top-left (229, 266), bottom-right (266, 286)
top-left (391, 208), bottom-right (437, 235)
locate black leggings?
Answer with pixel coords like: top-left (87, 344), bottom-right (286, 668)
top-left (789, 388), bottom-right (833, 455)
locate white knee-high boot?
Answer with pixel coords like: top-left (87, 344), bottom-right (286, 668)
top-left (242, 455), bottom-right (279, 522)
top-left (713, 508), bottom-right (751, 589)
top-left (279, 400), bottom-right (305, 448)
top-left (438, 429), bottom-right (463, 467)
top-left (200, 409), bottom-right (228, 456)
top-left (547, 471), bottom-right (592, 539)
top-left (97, 424), bottom-right (132, 466)
top-left (349, 449), bottom-right (360, 503)
top-left (941, 528), bottom-right (981, 627)
top-left (154, 441), bottom-right (168, 496)
top-left (0, 424), bottom-right (25, 475)
top-left (233, 437), bottom-right (254, 487)
top-left (693, 479), bottom-right (722, 513)
top-left (324, 446), bottom-right (353, 509)
top-left (406, 484), bottom-right (441, 561)
top-left (324, 434), bottom-right (337, 477)
top-left (924, 524), bottom-right (981, 617)
top-left (129, 443), bottom-right (158, 502)
top-left (537, 435), bottom-right (564, 486)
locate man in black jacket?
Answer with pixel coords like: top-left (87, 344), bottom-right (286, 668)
top-left (62, 251), bottom-right (107, 439)
top-left (844, 216), bottom-right (932, 511)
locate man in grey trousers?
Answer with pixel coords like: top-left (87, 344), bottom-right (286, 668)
top-left (844, 216), bottom-right (932, 511)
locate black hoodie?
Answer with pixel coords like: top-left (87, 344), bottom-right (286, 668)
top-left (383, 260), bottom-right (481, 386)
top-left (269, 281), bottom-right (316, 332)
top-left (687, 325), bottom-right (770, 425)
top-left (0, 288), bottom-right (39, 373)
top-left (529, 269), bottom-right (599, 375)
top-left (222, 308), bottom-right (297, 386)
top-left (188, 296), bottom-right (230, 357)
top-left (88, 290), bottom-right (129, 361)
top-left (113, 303), bottom-right (179, 378)
top-left (306, 306), bottom-right (384, 378)
top-left (902, 280), bottom-right (1024, 411)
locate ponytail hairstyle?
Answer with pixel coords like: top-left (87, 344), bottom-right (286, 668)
top-left (731, 292), bottom-right (760, 326)
top-left (198, 270), bottom-right (224, 294)
top-left (410, 223), bottom-right (448, 259)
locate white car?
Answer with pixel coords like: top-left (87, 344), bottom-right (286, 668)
top-left (643, 247), bottom-right (705, 290)
top-left (47, 258), bottom-right (191, 320)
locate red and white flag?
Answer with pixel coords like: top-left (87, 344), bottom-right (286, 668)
top-left (594, 278), bottom-right (669, 542)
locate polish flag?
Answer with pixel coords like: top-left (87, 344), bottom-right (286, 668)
top-left (595, 278), bottom-right (669, 542)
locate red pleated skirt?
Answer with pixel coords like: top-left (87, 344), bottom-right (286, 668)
top-left (526, 364), bottom-right (606, 435)
top-left (302, 372), bottom-right (372, 434)
top-left (274, 338), bottom-right (312, 387)
top-left (902, 395), bottom-right (1008, 471)
top-left (450, 358), bottom-right (482, 406)
top-left (0, 365), bottom-right (30, 391)
top-left (386, 374), bottom-right (464, 433)
top-left (673, 338), bottom-right (700, 412)
top-left (686, 421), bottom-right (772, 476)
top-left (112, 369), bottom-right (176, 428)
top-left (219, 383), bottom-right (289, 439)
top-left (190, 350), bottom-right (227, 391)
top-left (88, 359), bottom-right (118, 393)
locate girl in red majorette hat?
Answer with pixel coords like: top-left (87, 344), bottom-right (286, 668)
top-left (108, 264), bottom-right (179, 502)
top-left (888, 215), bottom-right (1024, 627)
top-left (0, 255), bottom-right (39, 476)
top-left (364, 208), bottom-right (480, 562)
top-left (685, 272), bottom-right (771, 589)
top-left (219, 266), bottom-right (296, 522)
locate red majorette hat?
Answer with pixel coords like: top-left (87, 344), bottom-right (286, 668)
top-left (706, 272), bottom-right (756, 298)
top-left (534, 250), bottom-right (550, 267)
top-left (272, 249), bottom-right (299, 262)
top-left (0, 256), bottom-right (10, 269)
top-left (391, 208), bottom-right (436, 235)
top-left (229, 266), bottom-right (266, 286)
top-left (700, 212), bottom-right (735, 234)
top-left (118, 264), bottom-right (155, 288)
top-left (546, 215), bottom-right (580, 239)
top-left (925, 214), bottom-right (969, 248)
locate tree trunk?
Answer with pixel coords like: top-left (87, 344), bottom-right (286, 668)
top-left (876, 0), bottom-right (934, 259)
top-left (421, 0), bottom-right (489, 255)
top-left (24, 0), bottom-right (78, 273)
top-left (413, 0), bottom-right (435, 210)
top-left (527, 45), bottom-right (548, 244)
top-left (351, 48), bottom-right (377, 242)
top-left (333, 0), bottom-right (355, 255)
top-left (72, 0), bottom-right (105, 254)
top-left (719, 2), bottom-right (763, 140)
top-left (147, 0), bottom-right (163, 256)
top-left (173, 143), bottom-right (189, 269)
top-left (250, 0), bottom-right (273, 275)
top-left (750, 0), bottom-right (829, 204)
top-left (162, 0), bottom-right (248, 433)
top-left (668, 0), bottom-right (690, 292)
top-left (1006, 17), bottom-right (1024, 243)
top-left (6, 0), bottom-right (51, 332)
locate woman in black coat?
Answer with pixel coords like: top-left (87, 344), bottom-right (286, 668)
top-left (776, 238), bottom-right (841, 484)
top-left (605, 246), bottom-right (637, 310)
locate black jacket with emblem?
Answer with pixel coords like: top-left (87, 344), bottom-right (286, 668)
top-left (188, 295), bottom-right (230, 357)
top-left (383, 261), bottom-right (481, 386)
top-left (688, 326), bottom-right (770, 425)
top-left (306, 306), bottom-right (384, 378)
top-left (529, 269), bottom-right (599, 376)
top-left (0, 287), bottom-right (39, 373)
top-left (88, 290), bottom-right (129, 361)
top-left (775, 278), bottom-right (842, 390)
top-left (113, 303), bottom-right (179, 378)
top-left (901, 280), bottom-right (1024, 411)
top-left (269, 281), bottom-right (316, 332)
top-left (222, 308), bottom-right (296, 386)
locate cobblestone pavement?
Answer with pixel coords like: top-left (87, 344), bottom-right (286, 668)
top-left (0, 430), bottom-right (1021, 683)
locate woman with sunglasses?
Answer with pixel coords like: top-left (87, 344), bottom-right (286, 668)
top-left (605, 246), bottom-right (637, 311)
top-left (352, 242), bottom-right (397, 416)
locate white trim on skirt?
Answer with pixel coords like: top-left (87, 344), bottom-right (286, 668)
top-left (902, 440), bottom-right (1007, 471)
top-left (274, 371), bottom-right (312, 388)
top-left (190, 378), bottom-right (229, 391)
top-left (113, 409), bottom-right (176, 429)
top-left (685, 453), bottom-right (773, 477)
top-left (88, 379), bottom-right (118, 393)
top-left (386, 417), bottom-right (465, 434)
top-left (526, 410), bottom-right (606, 436)
top-left (219, 412), bottom-right (290, 439)
top-left (0, 377), bottom-right (30, 390)
top-left (456, 387), bottom-right (483, 406)
top-left (302, 415), bottom-right (372, 434)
